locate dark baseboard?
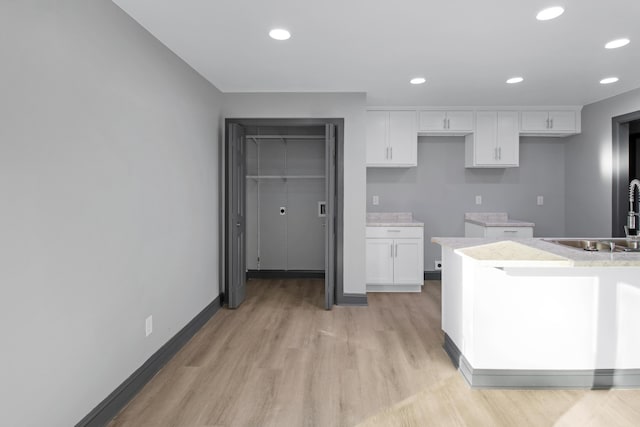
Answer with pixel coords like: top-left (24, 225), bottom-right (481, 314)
top-left (443, 333), bottom-right (640, 389)
top-left (247, 270), bottom-right (325, 279)
top-left (424, 271), bottom-right (442, 281)
top-left (76, 296), bottom-right (222, 427)
top-left (337, 292), bottom-right (368, 306)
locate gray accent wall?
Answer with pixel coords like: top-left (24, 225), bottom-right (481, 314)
top-left (0, 2), bottom-right (222, 426)
top-left (367, 137), bottom-right (566, 271)
top-left (565, 88), bottom-right (640, 237)
top-left (222, 93), bottom-right (367, 294)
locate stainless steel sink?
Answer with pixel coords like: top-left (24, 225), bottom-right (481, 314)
top-left (544, 238), bottom-right (640, 252)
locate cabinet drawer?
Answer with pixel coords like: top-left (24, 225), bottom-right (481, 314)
top-left (484, 227), bottom-right (533, 238)
top-left (366, 226), bottom-right (423, 238)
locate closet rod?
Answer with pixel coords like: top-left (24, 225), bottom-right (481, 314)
top-left (245, 135), bottom-right (325, 140)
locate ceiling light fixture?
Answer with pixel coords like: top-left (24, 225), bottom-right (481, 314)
top-left (605, 38), bottom-right (630, 49)
top-left (506, 77), bottom-right (524, 84)
top-left (600, 77), bottom-right (619, 84)
top-left (410, 77), bottom-right (426, 85)
top-left (536, 6), bottom-right (565, 21)
top-left (269, 28), bottom-right (291, 41)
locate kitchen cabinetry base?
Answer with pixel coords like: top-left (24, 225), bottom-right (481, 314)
top-left (445, 334), bottom-right (640, 389)
top-left (366, 284), bottom-right (422, 293)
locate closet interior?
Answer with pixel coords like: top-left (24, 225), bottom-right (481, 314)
top-left (245, 126), bottom-right (326, 276)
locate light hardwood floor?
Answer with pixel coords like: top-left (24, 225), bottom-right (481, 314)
top-left (109, 279), bottom-right (640, 427)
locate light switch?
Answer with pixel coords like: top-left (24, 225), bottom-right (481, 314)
top-left (537, 196), bottom-right (544, 206)
top-left (475, 195), bottom-right (482, 205)
top-left (372, 195), bottom-right (379, 205)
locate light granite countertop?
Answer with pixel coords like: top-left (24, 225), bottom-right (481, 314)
top-left (367, 212), bottom-right (424, 227)
top-left (432, 237), bottom-right (640, 267)
top-left (465, 212), bottom-right (535, 227)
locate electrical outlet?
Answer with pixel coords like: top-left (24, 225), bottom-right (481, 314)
top-left (372, 195), bottom-right (379, 205)
top-left (435, 260), bottom-right (442, 270)
top-left (537, 196), bottom-right (544, 206)
top-left (145, 315), bottom-right (153, 337)
top-left (475, 195), bottom-right (482, 205)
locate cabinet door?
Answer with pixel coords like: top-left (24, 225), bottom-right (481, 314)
top-left (388, 111), bottom-right (417, 166)
top-left (366, 238), bottom-right (394, 284)
top-left (366, 111), bottom-right (389, 165)
top-left (473, 111), bottom-right (498, 165)
top-left (393, 239), bottom-right (423, 285)
top-left (496, 111), bottom-right (519, 166)
top-left (447, 111), bottom-right (474, 132)
top-left (418, 111), bottom-right (446, 131)
top-left (520, 111), bottom-right (549, 131)
top-left (549, 111), bottom-right (576, 131)
top-left (464, 222), bottom-right (486, 237)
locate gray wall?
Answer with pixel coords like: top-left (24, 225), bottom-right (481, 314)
top-left (0, 2), bottom-right (222, 426)
top-left (223, 93), bottom-right (367, 294)
top-left (367, 137), bottom-right (566, 271)
top-left (565, 88), bottom-right (640, 236)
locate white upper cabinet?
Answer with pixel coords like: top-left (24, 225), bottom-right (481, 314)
top-left (465, 111), bottom-right (519, 168)
top-left (520, 110), bottom-right (579, 136)
top-left (366, 110), bottom-right (417, 167)
top-left (418, 110), bottom-right (474, 135)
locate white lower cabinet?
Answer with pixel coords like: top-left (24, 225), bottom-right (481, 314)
top-left (366, 226), bottom-right (424, 292)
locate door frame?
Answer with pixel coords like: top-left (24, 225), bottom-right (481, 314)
top-left (221, 118), bottom-right (344, 308)
top-left (612, 111), bottom-right (640, 237)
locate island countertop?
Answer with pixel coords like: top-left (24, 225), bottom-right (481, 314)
top-left (432, 237), bottom-right (640, 267)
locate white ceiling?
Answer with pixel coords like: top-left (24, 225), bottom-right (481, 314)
top-left (112, 0), bottom-right (640, 106)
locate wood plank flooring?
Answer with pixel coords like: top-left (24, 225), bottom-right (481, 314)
top-left (109, 279), bottom-right (640, 427)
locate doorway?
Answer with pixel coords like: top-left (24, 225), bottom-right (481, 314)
top-left (612, 112), bottom-right (640, 236)
top-left (223, 118), bottom-right (344, 310)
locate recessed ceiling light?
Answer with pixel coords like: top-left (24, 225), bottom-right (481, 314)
top-left (600, 77), bottom-right (619, 84)
top-left (506, 77), bottom-right (524, 84)
top-left (536, 6), bottom-right (565, 21)
top-left (269, 28), bottom-right (291, 41)
top-left (410, 77), bottom-right (426, 85)
top-left (605, 38), bottom-right (630, 49)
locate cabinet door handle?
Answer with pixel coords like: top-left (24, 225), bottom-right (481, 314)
top-left (494, 147), bottom-right (497, 160)
top-left (443, 117), bottom-right (447, 129)
top-left (390, 147), bottom-right (393, 159)
top-left (447, 118), bottom-right (450, 129)
top-left (385, 147), bottom-right (389, 159)
top-left (546, 118), bottom-right (550, 129)
top-left (395, 244), bottom-right (398, 258)
top-left (390, 244), bottom-right (394, 258)
top-left (498, 147), bottom-right (502, 160)
top-left (550, 118), bottom-right (554, 129)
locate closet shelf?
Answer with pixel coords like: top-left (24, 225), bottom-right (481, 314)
top-left (246, 135), bottom-right (325, 141)
top-left (246, 175), bottom-right (325, 180)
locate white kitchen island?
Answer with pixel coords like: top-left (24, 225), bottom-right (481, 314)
top-left (433, 237), bottom-right (640, 388)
